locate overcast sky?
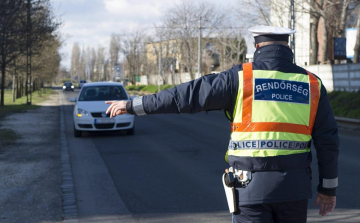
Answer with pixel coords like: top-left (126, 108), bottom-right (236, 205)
top-left (52, 0), bottom-right (252, 69)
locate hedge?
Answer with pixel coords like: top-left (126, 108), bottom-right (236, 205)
top-left (328, 90), bottom-right (360, 119)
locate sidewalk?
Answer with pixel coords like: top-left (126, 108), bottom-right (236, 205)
top-left (0, 92), bottom-right (63, 223)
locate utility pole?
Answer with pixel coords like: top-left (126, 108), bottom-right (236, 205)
top-left (26, 0), bottom-right (32, 105)
top-left (198, 16), bottom-right (202, 77)
top-left (158, 37), bottom-right (162, 92)
top-left (290, 0), bottom-right (296, 64)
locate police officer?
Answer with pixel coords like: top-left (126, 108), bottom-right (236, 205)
top-left (106, 26), bottom-right (339, 223)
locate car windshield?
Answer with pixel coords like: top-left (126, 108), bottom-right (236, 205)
top-left (64, 82), bottom-right (72, 86)
top-left (78, 85), bottom-right (128, 101)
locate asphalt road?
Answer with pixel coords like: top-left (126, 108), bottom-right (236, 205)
top-left (60, 89), bottom-right (360, 223)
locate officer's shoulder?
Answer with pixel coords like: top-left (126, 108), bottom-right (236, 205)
top-left (228, 64), bottom-right (243, 73)
top-left (299, 66), bottom-right (323, 82)
top-left (207, 64), bottom-right (243, 77)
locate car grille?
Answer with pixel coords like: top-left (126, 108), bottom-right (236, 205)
top-left (91, 112), bottom-right (110, 118)
top-left (116, 123), bottom-right (131, 128)
top-left (78, 124), bottom-right (92, 129)
top-left (94, 124), bottom-right (114, 129)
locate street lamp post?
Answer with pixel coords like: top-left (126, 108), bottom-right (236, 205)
top-left (158, 37), bottom-right (162, 92)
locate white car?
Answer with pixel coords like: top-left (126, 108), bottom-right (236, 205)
top-left (72, 82), bottom-right (135, 137)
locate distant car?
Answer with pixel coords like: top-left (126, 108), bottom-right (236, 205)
top-left (63, 82), bottom-right (74, 91)
top-left (72, 82), bottom-right (135, 137)
top-left (79, 80), bottom-right (87, 88)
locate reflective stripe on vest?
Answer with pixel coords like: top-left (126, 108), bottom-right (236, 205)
top-left (227, 62), bottom-right (320, 170)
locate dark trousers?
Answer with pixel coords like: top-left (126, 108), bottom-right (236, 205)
top-left (232, 200), bottom-right (308, 223)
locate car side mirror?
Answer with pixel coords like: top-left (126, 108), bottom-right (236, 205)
top-left (69, 97), bottom-right (77, 102)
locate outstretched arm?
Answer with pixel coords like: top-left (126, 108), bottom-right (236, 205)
top-left (106, 69), bottom-right (238, 117)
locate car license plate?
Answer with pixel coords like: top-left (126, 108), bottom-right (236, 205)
top-left (94, 118), bottom-right (115, 124)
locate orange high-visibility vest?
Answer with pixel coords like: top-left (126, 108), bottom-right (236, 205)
top-left (226, 62), bottom-right (321, 171)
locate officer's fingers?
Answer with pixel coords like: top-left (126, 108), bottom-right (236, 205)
top-left (111, 105), bottom-right (118, 118)
top-left (106, 103), bottom-right (116, 114)
top-left (314, 194), bottom-right (321, 207)
top-left (115, 105), bottom-right (124, 115)
top-left (105, 101), bottom-right (115, 104)
top-left (116, 105), bottom-right (127, 115)
top-left (106, 105), bottom-right (113, 115)
top-left (109, 104), bottom-right (116, 118)
top-left (329, 202), bottom-right (336, 212)
top-left (326, 202), bottom-right (336, 214)
top-left (319, 203), bottom-right (325, 215)
top-left (322, 204), bottom-right (331, 215)
top-left (114, 104), bottom-right (125, 116)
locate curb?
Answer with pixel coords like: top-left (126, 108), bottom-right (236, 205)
top-left (59, 93), bottom-right (79, 223)
top-left (335, 116), bottom-right (360, 132)
top-left (335, 116), bottom-right (360, 123)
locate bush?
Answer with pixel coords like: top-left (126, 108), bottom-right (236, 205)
top-left (161, 84), bottom-right (175, 91)
top-left (142, 85), bottom-right (159, 93)
top-left (126, 84), bottom-right (176, 94)
top-left (125, 85), bottom-right (138, 91)
top-left (328, 90), bottom-right (360, 119)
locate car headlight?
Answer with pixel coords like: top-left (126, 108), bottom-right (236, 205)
top-left (75, 109), bottom-right (90, 117)
top-left (63, 86), bottom-right (66, 89)
top-left (71, 85), bottom-right (74, 88)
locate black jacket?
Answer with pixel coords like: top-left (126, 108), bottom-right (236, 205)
top-left (127, 44), bottom-right (339, 204)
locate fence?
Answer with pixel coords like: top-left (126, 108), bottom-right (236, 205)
top-left (306, 63), bottom-right (360, 92)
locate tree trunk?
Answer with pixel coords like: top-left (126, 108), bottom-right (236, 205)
top-left (338, 0), bottom-right (350, 37)
top-left (12, 74), bottom-right (16, 102)
top-left (0, 61), bottom-right (5, 106)
top-left (310, 14), bottom-right (319, 65)
top-left (16, 77), bottom-right (20, 99)
top-left (320, 17), bottom-right (328, 63)
top-left (20, 77), bottom-right (23, 97)
top-left (353, 7), bottom-right (360, 63)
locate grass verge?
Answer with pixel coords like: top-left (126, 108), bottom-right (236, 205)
top-left (0, 88), bottom-right (55, 119)
top-left (0, 88), bottom-right (55, 149)
top-left (328, 90), bottom-right (360, 119)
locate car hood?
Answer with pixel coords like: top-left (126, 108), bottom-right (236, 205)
top-left (76, 100), bottom-right (129, 113)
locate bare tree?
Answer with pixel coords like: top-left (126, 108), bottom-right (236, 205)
top-left (109, 33), bottom-right (121, 68)
top-left (70, 42), bottom-right (80, 81)
top-left (146, 27), bottom-right (177, 85)
top-left (162, 1), bottom-right (226, 80)
top-left (84, 46), bottom-right (92, 81)
top-left (338, 0), bottom-right (350, 37)
top-left (90, 47), bottom-right (96, 80)
top-left (95, 46), bottom-right (106, 81)
top-left (119, 28), bottom-right (145, 84)
top-left (31, 35), bottom-right (61, 86)
top-left (299, 0), bottom-right (359, 63)
top-left (236, 0), bottom-right (272, 26)
top-left (79, 46), bottom-right (86, 80)
top-left (0, 0), bottom-right (60, 106)
top-left (216, 27), bottom-right (247, 71)
top-left (236, 0), bottom-right (358, 64)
